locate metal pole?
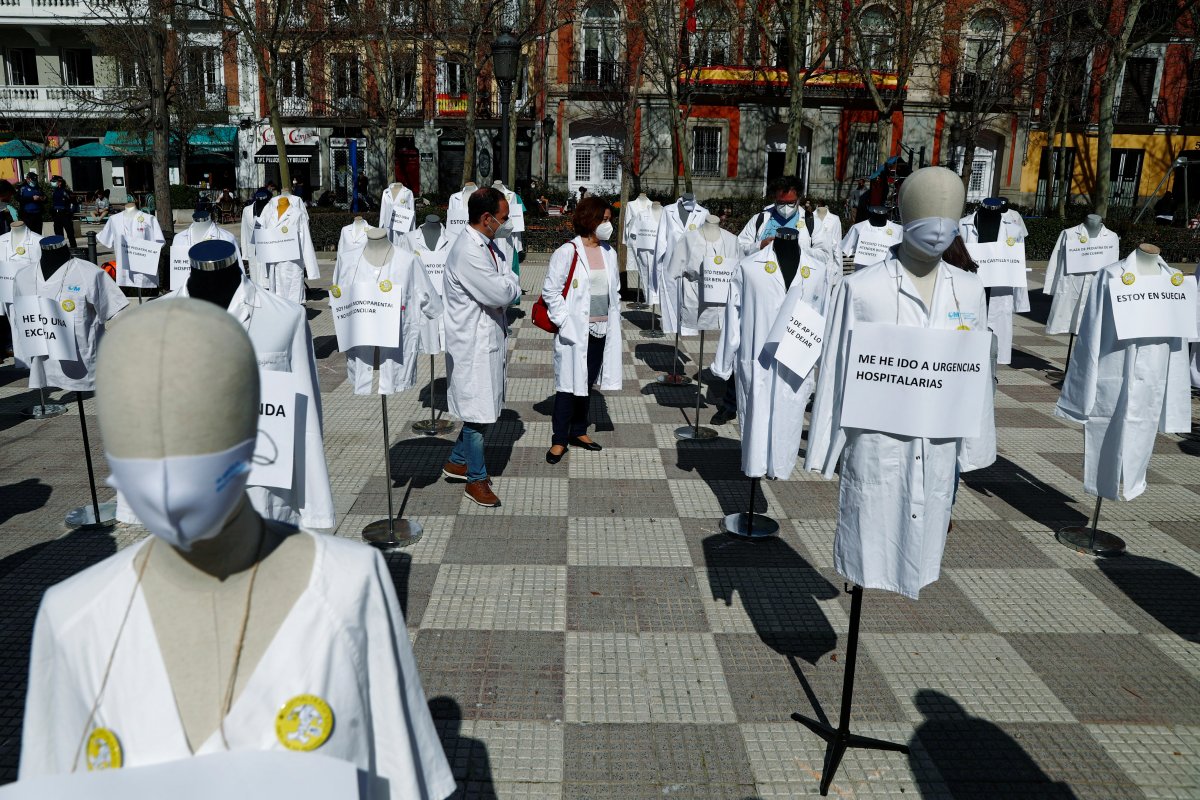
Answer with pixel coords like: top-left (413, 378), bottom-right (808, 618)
top-left (412, 354), bottom-right (454, 435)
top-left (675, 331), bottom-right (717, 440)
top-left (499, 84), bottom-right (511, 188)
top-left (86, 230), bottom-right (97, 264)
top-left (364, 392), bottom-right (424, 547)
top-left (1087, 495), bottom-right (1102, 552)
top-left (381, 395), bottom-right (395, 538)
top-left (73, 391), bottom-right (113, 529)
top-left (429, 355), bottom-right (437, 429)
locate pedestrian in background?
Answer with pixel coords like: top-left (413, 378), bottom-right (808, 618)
top-left (17, 172), bottom-right (44, 233)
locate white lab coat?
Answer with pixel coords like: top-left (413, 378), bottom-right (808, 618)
top-left (1043, 223), bottom-right (1120, 336)
top-left (960, 211), bottom-right (1030, 365)
top-left (806, 260), bottom-right (995, 599)
top-left (403, 226), bottom-right (454, 355)
top-left (501, 189), bottom-right (525, 253)
top-left (0, 228), bottom-right (43, 321)
top-left (736, 205), bottom-right (809, 258)
top-left (240, 204), bottom-right (264, 286)
top-left (97, 209), bottom-right (165, 289)
top-left (445, 186), bottom-right (474, 236)
top-left (713, 243), bottom-right (831, 480)
top-left (626, 205), bottom-right (660, 304)
top-left (653, 200), bottom-right (709, 335)
top-left (1055, 254), bottom-right (1192, 500)
top-left (840, 219), bottom-right (903, 270)
top-left (169, 222), bottom-right (242, 291)
top-left (542, 238), bottom-right (624, 396)
top-left (20, 532), bottom-right (456, 799)
top-left (1192, 275), bottom-right (1200, 388)
top-left (332, 244), bottom-right (443, 395)
top-left (667, 228), bottom-right (737, 331)
top-left (379, 184), bottom-right (416, 241)
top-left (12, 258), bottom-right (128, 392)
top-left (164, 278), bottom-right (334, 529)
top-left (443, 228), bottom-right (521, 424)
top-left (254, 196), bottom-right (318, 304)
top-left (338, 219), bottom-right (371, 255)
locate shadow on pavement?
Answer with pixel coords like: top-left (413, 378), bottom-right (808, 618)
top-left (428, 695), bottom-right (497, 799)
top-left (0, 479), bottom-right (52, 528)
top-left (1098, 554), bottom-right (1200, 640)
top-left (961, 455), bottom-right (1088, 526)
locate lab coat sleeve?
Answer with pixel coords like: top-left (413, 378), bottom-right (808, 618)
top-left (96, 267), bottom-right (131, 321)
top-left (840, 225), bottom-right (859, 257)
top-left (96, 216), bottom-right (116, 249)
top-left (378, 192), bottom-right (393, 231)
top-left (332, 247), bottom-right (347, 286)
top-left (541, 244), bottom-right (576, 335)
top-left (149, 216), bottom-right (165, 243)
top-left (959, 282), bottom-right (997, 472)
top-left (804, 278), bottom-right (852, 478)
top-left (295, 312), bottom-right (335, 529)
top-left (19, 603), bottom-right (67, 776)
top-left (300, 220), bottom-right (319, 280)
top-left (711, 266), bottom-right (742, 380)
top-left (365, 550), bottom-right (457, 800)
top-left (667, 234), bottom-right (694, 281)
top-left (1055, 268), bottom-right (1107, 424)
top-left (737, 214), bottom-right (761, 257)
top-left (412, 256), bottom-right (443, 322)
top-left (458, 239), bottom-right (521, 308)
top-left (240, 208), bottom-right (256, 264)
top-left (1043, 231), bottom-right (1066, 295)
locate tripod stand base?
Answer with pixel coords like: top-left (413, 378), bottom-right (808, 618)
top-left (1055, 525), bottom-right (1125, 556)
top-left (720, 512), bottom-right (779, 539)
top-left (22, 403), bottom-right (67, 419)
top-left (411, 418), bottom-right (455, 436)
top-left (1044, 369), bottom-right (1066, 382)
top-left (65, 501), bottom-right (117, 530)
top-left (655, 372), bottom-right (692, 385)
top-left (363, 518), bottom-right (423, 549)
top-left (791, 713), bottom-right (909, 797)
top-left (640, 329), bottom-right (666, 339)
top-left (628, 302), bottom-right (650, 310)
top-left (675, 425), bottom-right (718, 441)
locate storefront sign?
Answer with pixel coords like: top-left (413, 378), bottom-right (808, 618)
top-left (260, 127), bottom-right (319, 146)
top-left (1108, 273), bottom-right (1197, 340)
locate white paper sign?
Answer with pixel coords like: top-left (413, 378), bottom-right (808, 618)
top-left (701, 256), bottom-right (735, 305)
top-left (1065, 235), bottom-right (1120, 275)
top-left (1108, 274), bottom-right (1197, 340)
top-left (0, 750), bottom-right (362, 800)
top-left (966, 240), bottom-right (1027, 288)
top-left (507, 195), bottom-right (525, 233)
top-left (841, 322), bottom-right (991, 438)
top-left (446, 206), bottom-right (468, 234)
top-left (413, 247), bottom-right (448, 296)
top-left (390, 205), bottom-right (415, 233)
top-left (169, 249), bottom-right (192, 291)
top-left (852, 228), bottom-right (900, 268)
top-left (765, 299), bottom-right (825, 379)
top-left (632, 217), bottom-right (658, 250)
top-left (13, 295), bottom-right (78, 361)
top-left (249, 369), bottom-right (298, 489)
top-left (0, 260), bottom-right (19, 306)
top-left (254, 229), bottom-right (301, 263)
top-left (123, 239), bottom-right (164, 277)
top-left (330, 281), bottom-right (403, 349)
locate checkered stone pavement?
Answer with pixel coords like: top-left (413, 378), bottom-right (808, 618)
top-left (0, 253), bottom-right (1198, 799)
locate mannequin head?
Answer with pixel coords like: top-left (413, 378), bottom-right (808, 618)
top-left (423, 214), bottom-right (441, 228)
top-left (40, 236), bottom-right (70, 278)
top-left (897, 167), bottom-right (965, 268)
top-left (867, 205), bottom-right (888, 226)
top-left (1085, 213), bottom-right (1103, 236)
top-left (124, 202), bottom-right (137, 213)
top-left (186, 240), bottom-right (242, 309)
top-left (979, 197), bottom-right (1003, 217)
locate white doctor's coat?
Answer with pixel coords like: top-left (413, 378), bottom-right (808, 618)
top-left (1043, 223), bottom-right (1119, 336)
top-left (169, 222), bottom-right (241, 290)
top-left (379, 184), bottom-right (416, 240)
top-left (332, 244), bottom-right (443, 395)
top-left (443, 228), bottom-right (521, 424)
top-left (668, 228), bottom-right (738, 331)
top-left (1055, 254), bottom-right (1191, 500)
top-left (542, 238), bottom-right (624, 396)
top-left (653, 201), bottom-right (708, 335)
top-left (713, 244), bottom-right (831, 479)
top-left (402, 226), bottom-right (455, 355)
top-left (806, 260), bottom-right (995, 599)
top-left (127, 279), bottom-right (335, 529)
top-left (254, 196), bottom-right (318, 305)
top-left (97, 209), bottom-right (165, 289)
top-left (20, 532), bottom-right (456, 799)
top-left (960, 211), bottom-right (1030, 365)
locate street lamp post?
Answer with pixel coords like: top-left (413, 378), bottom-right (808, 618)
top-left (491, 33), bottom-right (520, 187)
top-left (542, 115), bottom-right (555, 187)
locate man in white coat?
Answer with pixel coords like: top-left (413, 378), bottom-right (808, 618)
top-left (441, 187), bottom-right (521, 507)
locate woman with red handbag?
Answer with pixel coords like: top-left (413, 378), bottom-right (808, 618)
top-left (541, 197), bottom-right (625, 464)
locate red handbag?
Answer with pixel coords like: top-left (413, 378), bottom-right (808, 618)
top-left (531, 247), bottom-right (578, 334)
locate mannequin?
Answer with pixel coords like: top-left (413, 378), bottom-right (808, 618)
top-left (653, 194), bottom-right (708, 337)
top-left (867, 205), bottom-right (888, 227)
top-left (20, 300), bottom-right (454, 798)
top-left (172, 210), bottom-right (241, 291)
top-left (254, 191), bottom-right (318, 304)
top-left (379, 182), bottom-right (415, 240)
top-left (774, 227), bottom-right (801, 288)
top-left (974, 198), bottom-right (1003, 243)
top-left (670, 213), bottom-right (735, 331)
top-left (362, 226), bottom-right (393, 268)
top-left (421, 214), bottom-right (442, 250)
top-left (841, 206), bottom-right (902, 272)
top-left (10, 218), bottom-right (27, 245)
top-left (40, 236), bottom-right (72, 279)
top-left (1084, 213), bottom-right (1103, 238)
top-left (186, 239), bottom-right (243, 310)
top-left (0, 220), bottom-right (41, 325)
top-left (98, 200), bottom-right (164, 290)
top-left (700, 214), bottom-right (721, 243)
top-left (1044, 213), bottom-right (1119, 338)
top-left (337, 215), bottom-right (370, 256)
top-left (960, 198), bottom-right (1028, 365)
top-left (1134, 242), bottom-right (1161, 274)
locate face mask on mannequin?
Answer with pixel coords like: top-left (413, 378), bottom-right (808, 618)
top-left (595, 221), bottom-right (613, 241)
top-left (105, 438), bottom-right (256, 552)
top-left (901, 217), bottom-right (960, 260)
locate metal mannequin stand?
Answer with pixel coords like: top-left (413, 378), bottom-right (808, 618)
top-left (22, 386), bottom-right (67, 419)
top-left (655, 328), bottom-right (693, 385)
top-left (793, 584), bottom-right (909, 796)
top-left (65, 392), bottom-right (115, 530)
top-left (629, 258), bottom-right (650, 310)
top-left (639, 302), bottom-right (666, 339)
top-left (411, 355), bottom-right (455, 436)
top-left (721, 476), bottom-right (779, 538)
top-left (1045, 332), bottom-right (1075, 383)
top-left (363, 394), bottom-right (423, 548)
top-left (1055, 496), bottom-right (1125, 556)
top-left (675, 331), bottom-right (717, 440)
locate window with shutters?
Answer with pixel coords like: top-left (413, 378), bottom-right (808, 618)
top-left (184, 47), bottom-right (222, 101)
top-left (692, 126), bottom-right (721, 177)
top-left (580, 0), bottom-right (620, 84)
top-left (1117, 57), bottom-right (1157, 124)
top-left (333, 55), bottom-right (361, 99)
top-left (692, 4), bottom-right (730, 67)
top-left (281, 56), bottom-right (306, 98)
top-left (857, 6), bottom-right (894, 71)
top-left (849, 130), bottom-right (879, 179)
top-left (1108, 149), bottom-right (1144, 209)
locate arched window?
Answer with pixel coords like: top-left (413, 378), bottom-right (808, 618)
top-left (964, 11), bottom-right (1004, 74)
top-left (858, 5), bottom-right (894, 71)
top-left (692, 2), bottom-right (730, 67)
top-left (580, 0), bottom-right (620, 83)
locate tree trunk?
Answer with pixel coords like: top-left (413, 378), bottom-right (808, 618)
top-left (783, 0), bottom-right (808, 175)
top-left (507, 55), bottom-right (526, 187)
top-left (1052, 99), bottom-right (1070, 219)
top-left (149, 25), bottom-right (174, 241)
top-left (385, 117), bottom-right (398, 187)
top-left (462, 68), bottom-right (478, 186)
top-left (617, 60), bottom-right (642, 272)
top-left (875, 114), bottom-right (890, 167)
top-left (265, 87), bottom-right (291, 188)
top-left (960, 138), bottom-right (977, 194)
top-left (1092, 58), bottom-right (1119, 218)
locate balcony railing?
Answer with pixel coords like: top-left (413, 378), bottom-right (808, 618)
top-left (278, 94), bottom-right (423, 119)
top-left (0, 0), bottom-right (102, 20)
top-left (0, 85), bottom-right (137, 114)
top-left (568, 60), bottom-right (627, 94)
top-left (435, 91), bottom-right (534, 119)
top-left (1115, 97), bottom-right (1169, 126)
top-left (949, 71), bottom-right (1016, 105)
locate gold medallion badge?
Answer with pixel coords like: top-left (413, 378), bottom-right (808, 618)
top-left (800, 264), bottom-right (811, 279)
top-left (1121, 272), bottom-right (1136, 286)
top-left (1171, 273), bottom-right (1185, 286)
top-left (1078, 235), bottom-right (1089, 244)
top-left (713, 255), bottom-right (724, 265)
top-left (276, 695), bottom-right (334, 752)
top-left (765, 261), bottom-right (778, 274)
top-left (61, 299), bottom-right (76, 312)
top-left (1006, 236), bottom-right (1016, 247)
top-left (281, 226), bottom-right (289, 234)
top-left (330, 284), bottom-right (342, 298)
top-left (14, 246), bottom-right (25, 256)
top-left (379, 280), bottom-right (393, 293)
top-left (85, 728), bottom-right (122, 770)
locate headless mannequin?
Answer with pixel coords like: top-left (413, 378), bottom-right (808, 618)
top-left (1084, 213), bottom-right (1103, 239)
top-left (867, 206), bottom-right (888, 227)
top-left (10, 219), bottom-right (27, 246)
top-left (276, 188), bottom-right (291, 219)
top-left (803, 202), bottom-right (815, 236)
top-left (190, 213), bottom-right (213, 242)
top-left (897, 167), bottom-right (967, 308)
top-left (421, 214), bottom-right (442, 250)
top-left (816, 205), bottom-right (829, 221)
top-left (775, 228), bottom-right (801, 289)
top-left (975, 198), bottom-right (1003, 243)
top-left (40, 237), bottom-right (71, 280)
top-left (97, 301), bottom-right (314, 752)
top-left (677, 192), bottom-right (696, 218)
top-left (635, 192), bottom-right (649, 204)
top-left (389, 182), bottom-right (406, 200)
top-left (186, 245), bottom-right (243, 310)
top-left (998, 198), bottom-right (1011, 214)
top-left (363, 227), bottom-right (392, 268)
top-left (462, 182), bottom-right (478, 194)
top-left (1134, 243), bottom-right (1161, 275)
top-left (700, 213), bottom-right (721, 243)
top-left (650, 201), bottom-right (663, 224)
top-left (122, 202), bottom-right (137, 217)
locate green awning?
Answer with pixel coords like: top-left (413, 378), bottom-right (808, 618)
top-left (102, 130), bottom-right (152, 155)
top-left (188, 126), bottom-right (237, 150)
top-left (64, 142), bottom-right (127, 158)
top-left (0, 139), bottom-right (51, 158)
top-left (102, 127), bottom-right (236, 156)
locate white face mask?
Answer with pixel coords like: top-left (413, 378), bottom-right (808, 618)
top-left (106, 438), bottom-right (255, 551)
top-left (901, 217), bottom-right (960, 260)
top-left (776, 203), bottom-right (797, 218)
top-left (488, 215), bottom-right (514, 239)
top-left (595, 221), bottom-right (613, 241)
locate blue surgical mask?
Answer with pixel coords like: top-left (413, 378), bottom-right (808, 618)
top-left (901, 217), bottom-right (960, 260)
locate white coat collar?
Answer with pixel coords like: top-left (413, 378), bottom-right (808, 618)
top-left (1114, 250), bottom-right (1172, 277)
top-left (179, 221), bottom-right (222, 245)
top-left (1069, 222), bottom-right (1115, 242)
top-left (387, 184), bottom-right (411, 200)
top-left (2, 229), bottom-right (40, 258)
top-left (176, 273), bottom-right (261, 323)
top-left (345, 220), bottom-right (369, 243)
top-left (412, 225), bottom-right (450, 251)
top-left (262, 197), bottom-right (299, 228)
top-left (885, 258), bottom-right (953, 315)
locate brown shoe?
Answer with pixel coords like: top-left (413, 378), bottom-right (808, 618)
top-left (442, 462), bottom-right (468, 482)
top-left (464, 479), bottom-right (500, 507)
